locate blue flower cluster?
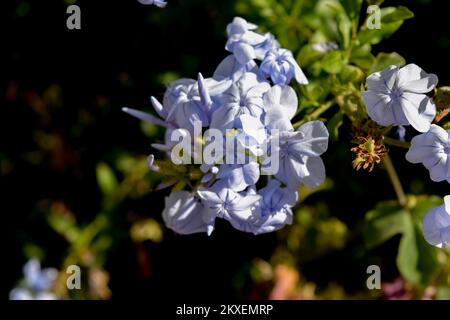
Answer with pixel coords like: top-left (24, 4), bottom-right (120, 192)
top-left (124, 17), bottom-right (328, 235)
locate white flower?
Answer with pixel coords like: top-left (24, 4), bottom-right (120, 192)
top-left (162, 191), bottom-right (209, 235)
top-left (362, 64), bottom-right (438, 132)
top-left (406, 124), bottom-right (450, 183)
top-left (422, 195), bottom-right (450, 248)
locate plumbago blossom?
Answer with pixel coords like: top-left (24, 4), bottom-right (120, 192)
top-left (137, 0), bottom-right (167, 8)
top-left (406, 124), bottom-right (450, 183)
top-left (422, 195), bottom-right (450, 248)
top-left (10, 258), bottom-right (58, 300)
top-left (123, 17), bottom-right (328, 235)
top-left (362, 64), bottom-right (438, 133)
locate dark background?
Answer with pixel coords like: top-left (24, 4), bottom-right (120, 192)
top-left (2, 0), bottom-right (449, 300)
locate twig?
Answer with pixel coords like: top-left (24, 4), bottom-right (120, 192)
top-left (382, 154), bottom-right (406, 206)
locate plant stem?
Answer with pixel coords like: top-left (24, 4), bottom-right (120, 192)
top-left (383, 137), bottom-right (411, 149)
top-left (293, 100), bottom-right (334, 128)
top-left (382, 154), bottom-right (406, 206)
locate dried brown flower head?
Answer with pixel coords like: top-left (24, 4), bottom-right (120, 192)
top-left (351, 128), bottom-right (387, 172)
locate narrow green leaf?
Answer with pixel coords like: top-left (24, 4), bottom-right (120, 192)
top-left (341, 0), bottom-right (363, 20)
top-left (381, 6), bottom-right (414, 24)
top-left (96, 162), bottom-right (118, 196)
top-left (337, 13), bottom-right (352, 48)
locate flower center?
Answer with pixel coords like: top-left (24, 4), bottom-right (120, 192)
top-left (389, 89), bottom-right (403, 101)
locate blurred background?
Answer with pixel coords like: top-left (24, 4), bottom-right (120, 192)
top-left (2, 0), bottom-right (450, 300)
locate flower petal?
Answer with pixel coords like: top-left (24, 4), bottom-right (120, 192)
top-left (397, 64), bottom-right (438, 93)
top-left (400, 93), bottom-right (435, 132)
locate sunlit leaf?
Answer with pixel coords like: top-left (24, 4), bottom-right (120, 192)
top-left (96, 163), bottom-right (118, 196)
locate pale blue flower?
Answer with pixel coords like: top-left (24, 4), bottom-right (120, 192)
top-left (263, 85), bottom-right (298, 131)
top-left (260, 48), bottom-right (308, 85)
top-left (216, 162), bottom-right (260, 192)
top-left (405, 124), bottom-right (450, 183)
top-left (162, 191), bottom-right (209, 235)
top-left (214, 55), bottom-right (258, 82)
top-left (137, 0), bottom-right (167, 8)
top-left (163, 78), bottom-right (197, 115)
top-left (167, 79), bottom-right (210, 129)
top-left (362, 64), bottom-right (438, 133)
top-left (226, 16), bottom-right (258, 37)
top-left (210, 181), bottom-right (296, 235)
top-left (210, 72), bottom-right (270, 130)
top-left (197, 185), bottom-right (261, 235)
top-left (275, 121), bottom-right (329, 190)
top-left (225, 17), bottom-right (279, 65)
top-left (123, 74), bottom-right (230, 132)
top-left (251, 179), bottom-right (296, 234)
top-left (235, 114), bottom-right (268, 157)
top-left (10, 259), bottom-right (58, 300)
top-left (422, 195), bottom-right (450, 248)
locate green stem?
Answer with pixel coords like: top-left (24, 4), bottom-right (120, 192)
top-left (293, 100), bottom-right (334, 128)
top-left (383, 137), bottom-right (411, 149)
top-left (382, 154), bottom-right (406, 206)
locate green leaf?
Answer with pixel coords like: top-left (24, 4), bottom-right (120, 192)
top-left (366, 196), bottom-right (442, 288)
top-left (341, 0), bottom-right (363, 20)
top-left (396, 218), bottom-right (440, 288)
top-left (364, 201), bottom-right (409, 249)
top-left (301, 81), bottom-right (327, 102)
top-left (369, 52), bottom-right (405, 74)
top-left (316, 0), bottom-right (345, 17)
top-left (350, 44), bottom-right (375, 70)
top-left (358, 20), bottom-right (403, 45)
top-left (337, 13), bottom-right (352, 48)
top-left (409, 195), bottom-right (443, 223)
top-left (297, 44), bottom-right (325, 66)
top-left (327, 111), bottom-right (344, 141)
top-left (47, 211), bottom-right (80, 243)
top-left (396, 218), bottom-right (420, 285)
top-left (96, 162), bottom-right (118, 196)
top-left (339, 65), bottom-right (364, 83)
top-left (357, 6), bottom-right (413, 45)
top-left (381, 6), bottom-right (414, 24)
top-left (321, 51), bottom-right (346, 74)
